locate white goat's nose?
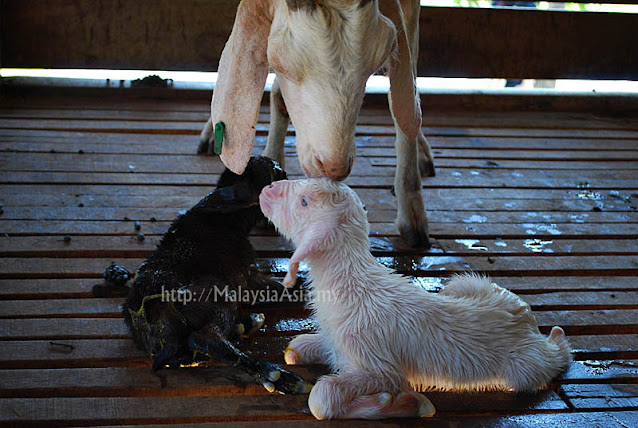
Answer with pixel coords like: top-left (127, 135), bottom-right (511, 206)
top-left (319, 157), bottom-right (353, 181)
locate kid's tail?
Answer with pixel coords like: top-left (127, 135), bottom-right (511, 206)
top-left (548, 326), bottom-right (572, 369)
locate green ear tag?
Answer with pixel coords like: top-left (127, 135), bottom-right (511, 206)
top-left (213, 122), bottom-right (225, 155)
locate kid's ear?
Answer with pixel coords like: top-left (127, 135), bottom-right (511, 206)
top-left (283, 219), bottom-right (337, 288)
top-left (212, 0), bottom-right (273, 174)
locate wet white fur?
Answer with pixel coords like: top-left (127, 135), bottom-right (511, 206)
top-left (260, 178), bottom-right (572, 419)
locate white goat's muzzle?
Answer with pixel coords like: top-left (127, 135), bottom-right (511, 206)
top-left (301, 151), bottom-right (354, 181)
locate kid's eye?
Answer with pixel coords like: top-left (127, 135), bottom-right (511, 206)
top-left (301, 197), bottom-right (308, 207)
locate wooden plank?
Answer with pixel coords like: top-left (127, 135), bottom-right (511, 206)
top-left (3, 185), bottom-right (637, 219)
top-left (4, 165), bottom-right (638, 190)
top-left (2, 106), bottom-right (637, 131)
top-left (5, 152), bottom-right (638, 178)
top-left (4, 219), bottom-right (636, 239)
top-left (1, 254), bottom-right (638, 279)
top-left (2, 276), bottom-right (635, 301)
top-left (3, 117), bottom-right (638, 139)
top-left (3, 184), bottom-right (636, 203)
top-left (2, 277), bottom-right (636, 302)
top-left (3, 2), bottom-right (637, 79)
top-left (0, 362), bottom-right (635, 399)
top-left (0, 395), bottom-right (313, 425)
top-left (2, 317), bottom-right (636, 361)
top-left (0, 392), bottom-right (568, 426)
top-left (0, 318), bottom-right (129, 340)
top-left (29, 413), bottom-right (638, 428)
top-left (0, 366), bottom-right (293, 398)
top-left (4, 138), bottom-right (638, 158)
top-left (0, 334), bottom-right (635, 371)
top-left (0, 339), bottom-right (148, 369)
top-left (2, 294), bottom-right (637, 336)
top-left (562, 383), bottom-right (638, 410)
top-left (2, 191), bottom-right (636, 216)
top-left (3, 236), bottom-right (638, 259)
top-left (2, 96), bottom-right (638, 124)
top-left (2, 205), bottom-right (633, 225)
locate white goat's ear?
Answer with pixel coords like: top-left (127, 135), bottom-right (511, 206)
top-left (380, 0), bottom-right (421, 142)
top-left (283, 220), bottom-right (336, 288)
top-left (212, 0), bottom-right (273, 174)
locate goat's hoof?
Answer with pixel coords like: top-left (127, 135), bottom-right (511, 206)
top-left (398, 221), bottom-right (431, 249)
top-left (418, 156), bottom-right (436, 178)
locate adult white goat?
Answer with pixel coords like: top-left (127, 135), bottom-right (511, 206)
top-left (259, 178), bottom-right (573, 419)
top-left (199, 0), bottom-right (435, 247)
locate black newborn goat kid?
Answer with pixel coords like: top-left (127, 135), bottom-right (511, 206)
top-left (122, 156), bottom-right (311, 394)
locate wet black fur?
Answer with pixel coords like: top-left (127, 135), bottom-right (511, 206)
top-left (122, 156), bottom-right (308, 393)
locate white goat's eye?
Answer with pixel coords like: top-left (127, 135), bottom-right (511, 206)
top-left (301, 197), bottom-right (308, 207)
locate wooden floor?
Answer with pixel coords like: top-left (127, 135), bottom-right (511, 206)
top-left (0, 93), bottom-right (637, 427)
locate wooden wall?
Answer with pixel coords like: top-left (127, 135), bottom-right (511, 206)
top-left (2, 0), bottom-right (637, 79)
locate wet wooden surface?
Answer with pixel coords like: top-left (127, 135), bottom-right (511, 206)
top-left (0, 95), bottom-right (637, 427)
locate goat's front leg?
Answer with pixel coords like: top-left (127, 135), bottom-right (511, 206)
top-left (263, 77), bottom-right (289, 167)
top-left (308, 371), bottom-right (435, 420)
top-left (284, 333), bottom-right (331, 365)
top-left (393, 127), bottom-right (431, 248)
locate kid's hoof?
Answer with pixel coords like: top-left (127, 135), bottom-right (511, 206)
top-left (284, 345), bottom-right (301, 365)
top-left (259, 362), bottom-right (313, 395)
top-left (242, 313), bottom-right (265, 338)
top-left (414, 394), bottom-right (436, 417)
top-left (234, 323), bottom-right (245, 336)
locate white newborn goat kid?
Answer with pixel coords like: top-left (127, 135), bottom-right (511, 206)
top-left (259, 178), bottom-right (572, 420)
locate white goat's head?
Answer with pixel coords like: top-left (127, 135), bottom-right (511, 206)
top-left (259, 178), bottom-right (368, 286)
top-left (213, 0), bottom-right (421, 179)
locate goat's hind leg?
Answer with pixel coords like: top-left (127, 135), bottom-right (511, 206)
top-left (188, 324), bottom-right (313, 394)
top-left (262, 78), bottom-right (289, 167)
top-left (392, 127), bottom-right (430, 248)
top-left (197, 117), bottom-right (215, 154)
top-left (309, 372), bottom-right (435, 420)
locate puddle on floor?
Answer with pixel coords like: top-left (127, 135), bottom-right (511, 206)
top-left (580, 360), bottom-right (638, 376)
top-left (411, 277), bottom-right (444, 292)
top-left (609, 190), bottom-right (632, 203)
top-left (568, 213), bottom-right (590, 223)
top-left (274, 318), bottom-right (316, 333)
top-left (463, 215), bottom-right (488, 224)
top-left (521, 223), bottom-right (562, 235)
top-left (369, 237), bottom-right (394, 252)
top-left (378, 256), bottom-right (470, 272)
top-left (523, 238), bottom-right (554, 253)
top-left (455, 239), bottom-right (489, 251)
top-left (576, 189), bottom-right (603, 200)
